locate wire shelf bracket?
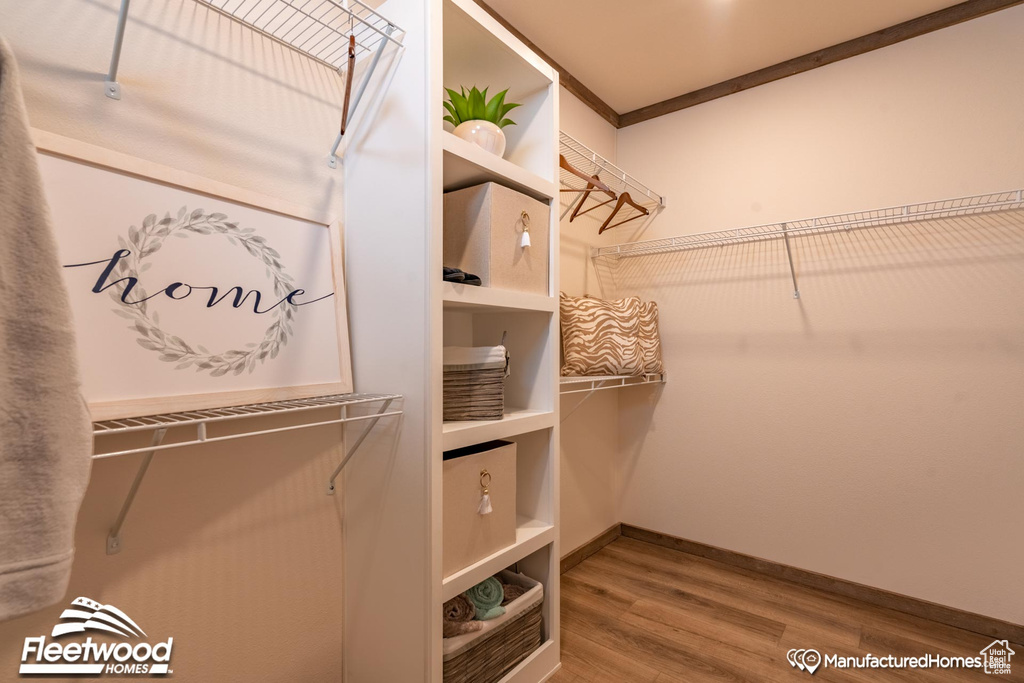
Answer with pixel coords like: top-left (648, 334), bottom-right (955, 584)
top-left (103, 0), bottom-right (406, 168)
top-left (560, 374), bottom-right (665, 421)
top-left (560, 131), bottom-right (665, 229)
top-left (95, 392), bottom-right (402, 554)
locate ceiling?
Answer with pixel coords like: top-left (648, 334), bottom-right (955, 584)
top-left (483, 0), bottom-right (965, 114)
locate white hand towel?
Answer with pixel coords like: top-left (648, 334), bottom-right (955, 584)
top-left (0, 37), bottom-right (93, 622)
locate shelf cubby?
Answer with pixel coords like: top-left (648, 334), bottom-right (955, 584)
top-left (442, 0), bottom-right (555, 183)
top-left (443, 308), bottom-right (555, 417)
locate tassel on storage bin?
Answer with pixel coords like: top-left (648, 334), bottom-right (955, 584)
top-left (443, 334), bottom-right (509, 421)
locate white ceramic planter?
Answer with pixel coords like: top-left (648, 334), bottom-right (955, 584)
top-left (453, 120), bottom-right (506, 157)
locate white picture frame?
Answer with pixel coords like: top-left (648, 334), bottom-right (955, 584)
top-left (32, 130), bottom-right (353, 421)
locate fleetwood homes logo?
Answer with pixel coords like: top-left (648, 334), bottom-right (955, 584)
top-left (19, 597), bottom-right (173, 676)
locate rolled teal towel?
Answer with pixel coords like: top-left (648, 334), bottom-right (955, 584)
top-left (476, 604), bottom-right (505, 620)
top-left (466, 577), bottom-right (506, 621)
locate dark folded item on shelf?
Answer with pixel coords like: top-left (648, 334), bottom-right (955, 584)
top-left (444, 266), bottom-right (465, 282)
top-left (443, 266), bottom-right (482, 286)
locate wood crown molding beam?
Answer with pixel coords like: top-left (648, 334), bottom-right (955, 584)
top-left (473, 0), bottom-right (1023, 129)
top-left (470, 0), bottom-right (620, 127)
top-left (619, 0), bottom-right (1024, 127)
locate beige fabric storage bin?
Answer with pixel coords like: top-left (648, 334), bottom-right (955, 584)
top-left (444, 182), bottom-right (550, 295)
top-left (443, 440), bottom-right (517, 578)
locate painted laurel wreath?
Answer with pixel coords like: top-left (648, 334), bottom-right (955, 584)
top-left (107, 207), bottom-right (295, 377)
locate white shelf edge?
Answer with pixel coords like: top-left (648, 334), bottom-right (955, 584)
top-left (443, 132), bottom-right (557, 201)
top-left (499, 640), bottom-right (560, 683)
top-left (442, 282), bottom-right (557, 313)
top-left (93, 392), bottom-right (403, 458)
top-left (442, 519), bottom-right (554, 601)
top-left (559, 374), bottom-right (665, 396)
top-left (442, 409), bottom-right (555, 451)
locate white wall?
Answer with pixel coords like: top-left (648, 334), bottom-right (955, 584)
top-left (342, 0), bottom-right (434, 678)
top-left (610, 7), bottom-right (1024, 623)
top-left (557, 86), bottom-right (624, 553)
top-left (0, 0), bottom-right (423, 678)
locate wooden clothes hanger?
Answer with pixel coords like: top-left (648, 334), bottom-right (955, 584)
top-left (559, 153), bottom-right (650, 232)
top-left (560, 154), bottom-right (616, 222)
top-left (559, 155), bottom-right (614, 197)
top-left (570, 185), bottom-right (618, 222)
top-left (598, 191), bottom-right (650, 233)
top-left (340, 35), bottom-right (357, 136)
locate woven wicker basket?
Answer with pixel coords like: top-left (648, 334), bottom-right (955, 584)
top-left (443, 572), bottom-right (544, 683)
top-left (443, 342), bottom-right (508, 421)
top-left (443, 367), bottom-right (505, 420)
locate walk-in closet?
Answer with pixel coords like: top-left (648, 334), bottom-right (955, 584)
top-left (0, 0), bottom-right (1021, 681)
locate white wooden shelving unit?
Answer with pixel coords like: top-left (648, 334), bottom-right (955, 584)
top-left (435, 0), bottom-right (561, 680)
top-left (341, 0), bottom-right (560, 679)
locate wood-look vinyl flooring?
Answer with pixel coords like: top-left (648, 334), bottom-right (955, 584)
top-left (549, 537), bottom-right (1022, 682)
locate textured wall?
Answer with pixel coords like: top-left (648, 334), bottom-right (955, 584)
top-left (0, 0), bottom-right (363, 678)
top-left (557, 87), bottom-right (626, 554)
top-left (613, 7), bottom-right (1024, 624)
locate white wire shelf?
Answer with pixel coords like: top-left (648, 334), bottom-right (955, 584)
top-left (592, 189), bottom-right (1024, 260)
top-left (103, 0), bottom-right (406, 167)
top-left (193, 0), bottom-right (404, 69)
top-left (559, 374), bottom-right (665, 395)
top-left (93, 392), bottom-right (402, 554)
top-left (93, 392), bottom-right (402, 456)
top-left (560, 131), bottom-right (665, 228)
top-left (560, 374), bottom-right (665, 422)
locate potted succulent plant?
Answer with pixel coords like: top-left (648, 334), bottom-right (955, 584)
top-left (443, 86), bottom-right (521, 157)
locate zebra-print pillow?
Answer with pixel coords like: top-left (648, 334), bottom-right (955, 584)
top-left (560, 294), bottom-right (664, 376)
top-left (637, 300), bottom-right (664, 374)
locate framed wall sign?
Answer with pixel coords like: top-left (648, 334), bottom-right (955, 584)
top-left (32, 131), bottom-right (353, 421)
